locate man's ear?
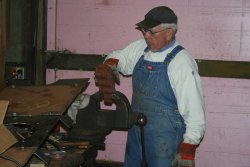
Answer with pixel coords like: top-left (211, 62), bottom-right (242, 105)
top-left (166, 28), bottom-right (176, 40)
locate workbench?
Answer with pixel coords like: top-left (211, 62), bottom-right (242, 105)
top-left (0, 79), bottom-right (98, 167)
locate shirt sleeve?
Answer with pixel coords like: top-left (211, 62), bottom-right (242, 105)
top-left (169, 50), bottom-right (206, 145)
top-left (105, 39), bottom-right (147, 75)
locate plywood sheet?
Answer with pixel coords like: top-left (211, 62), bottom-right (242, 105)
top-left (0, 101), bottom-right (17, 153)
top-left (0, 147), bottom-right (35, 167)
top-left (0, 84), bottom-right (83, 115)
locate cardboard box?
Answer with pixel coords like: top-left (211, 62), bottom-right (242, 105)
top-left (0, 100), bottom-right (17, 153)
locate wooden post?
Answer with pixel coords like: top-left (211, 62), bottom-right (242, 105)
top-left (35, 0), bottom-right (47, 85)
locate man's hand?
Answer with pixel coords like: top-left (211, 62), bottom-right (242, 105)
top-left (104, 59), bottom-right (120, 85)
top-left (172, 143), bottom-right (196, 167)
top-left (94, 58), bottom-right (119, 105)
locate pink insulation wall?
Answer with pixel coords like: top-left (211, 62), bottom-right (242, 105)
top-left (46, 0), bottom-right (250, 166)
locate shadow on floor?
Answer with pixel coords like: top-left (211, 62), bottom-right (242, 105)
top-left (95, 160), bottom-right (123, 167)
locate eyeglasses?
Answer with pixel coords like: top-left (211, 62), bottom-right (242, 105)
top-left (139, 27), bottom-right (168, 36)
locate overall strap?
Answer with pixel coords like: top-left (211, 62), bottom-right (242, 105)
top-left (165, 45), bottom-right (184, 63)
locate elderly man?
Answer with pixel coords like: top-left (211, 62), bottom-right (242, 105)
top-left (95, 6), bottom-right (205, 167)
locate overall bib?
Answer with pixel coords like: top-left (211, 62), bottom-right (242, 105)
top-left (124, 46), bottom-right (186, 167)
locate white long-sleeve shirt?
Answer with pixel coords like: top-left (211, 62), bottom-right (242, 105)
top-left (106, 38), bottom-right (205, 145)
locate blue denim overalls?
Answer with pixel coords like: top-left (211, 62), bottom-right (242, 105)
top-left (124, 46), bottom-right (186, 167)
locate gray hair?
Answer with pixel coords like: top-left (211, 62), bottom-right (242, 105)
top-left (160, 23), bottom-right (177, 31)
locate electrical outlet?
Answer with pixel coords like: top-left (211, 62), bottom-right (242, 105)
top-left (14, 67), bottom-right (25, 79)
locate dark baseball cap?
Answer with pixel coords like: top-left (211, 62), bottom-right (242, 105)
top-left (136, 6), bottom-right (177, 29)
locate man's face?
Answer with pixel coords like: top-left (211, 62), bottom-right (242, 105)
top-left (140, 25), bottom-right (174, 52)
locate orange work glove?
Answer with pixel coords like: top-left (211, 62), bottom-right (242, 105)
top-left (172, 143), bottom-right (196, 167)
top-left (94, 58), bottom-right (119, 105)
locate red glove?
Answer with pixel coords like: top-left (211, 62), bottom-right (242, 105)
top-left (94, 58), bottom-right (119, 105)
top-left (172, 143), bottom-right (196, 167)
